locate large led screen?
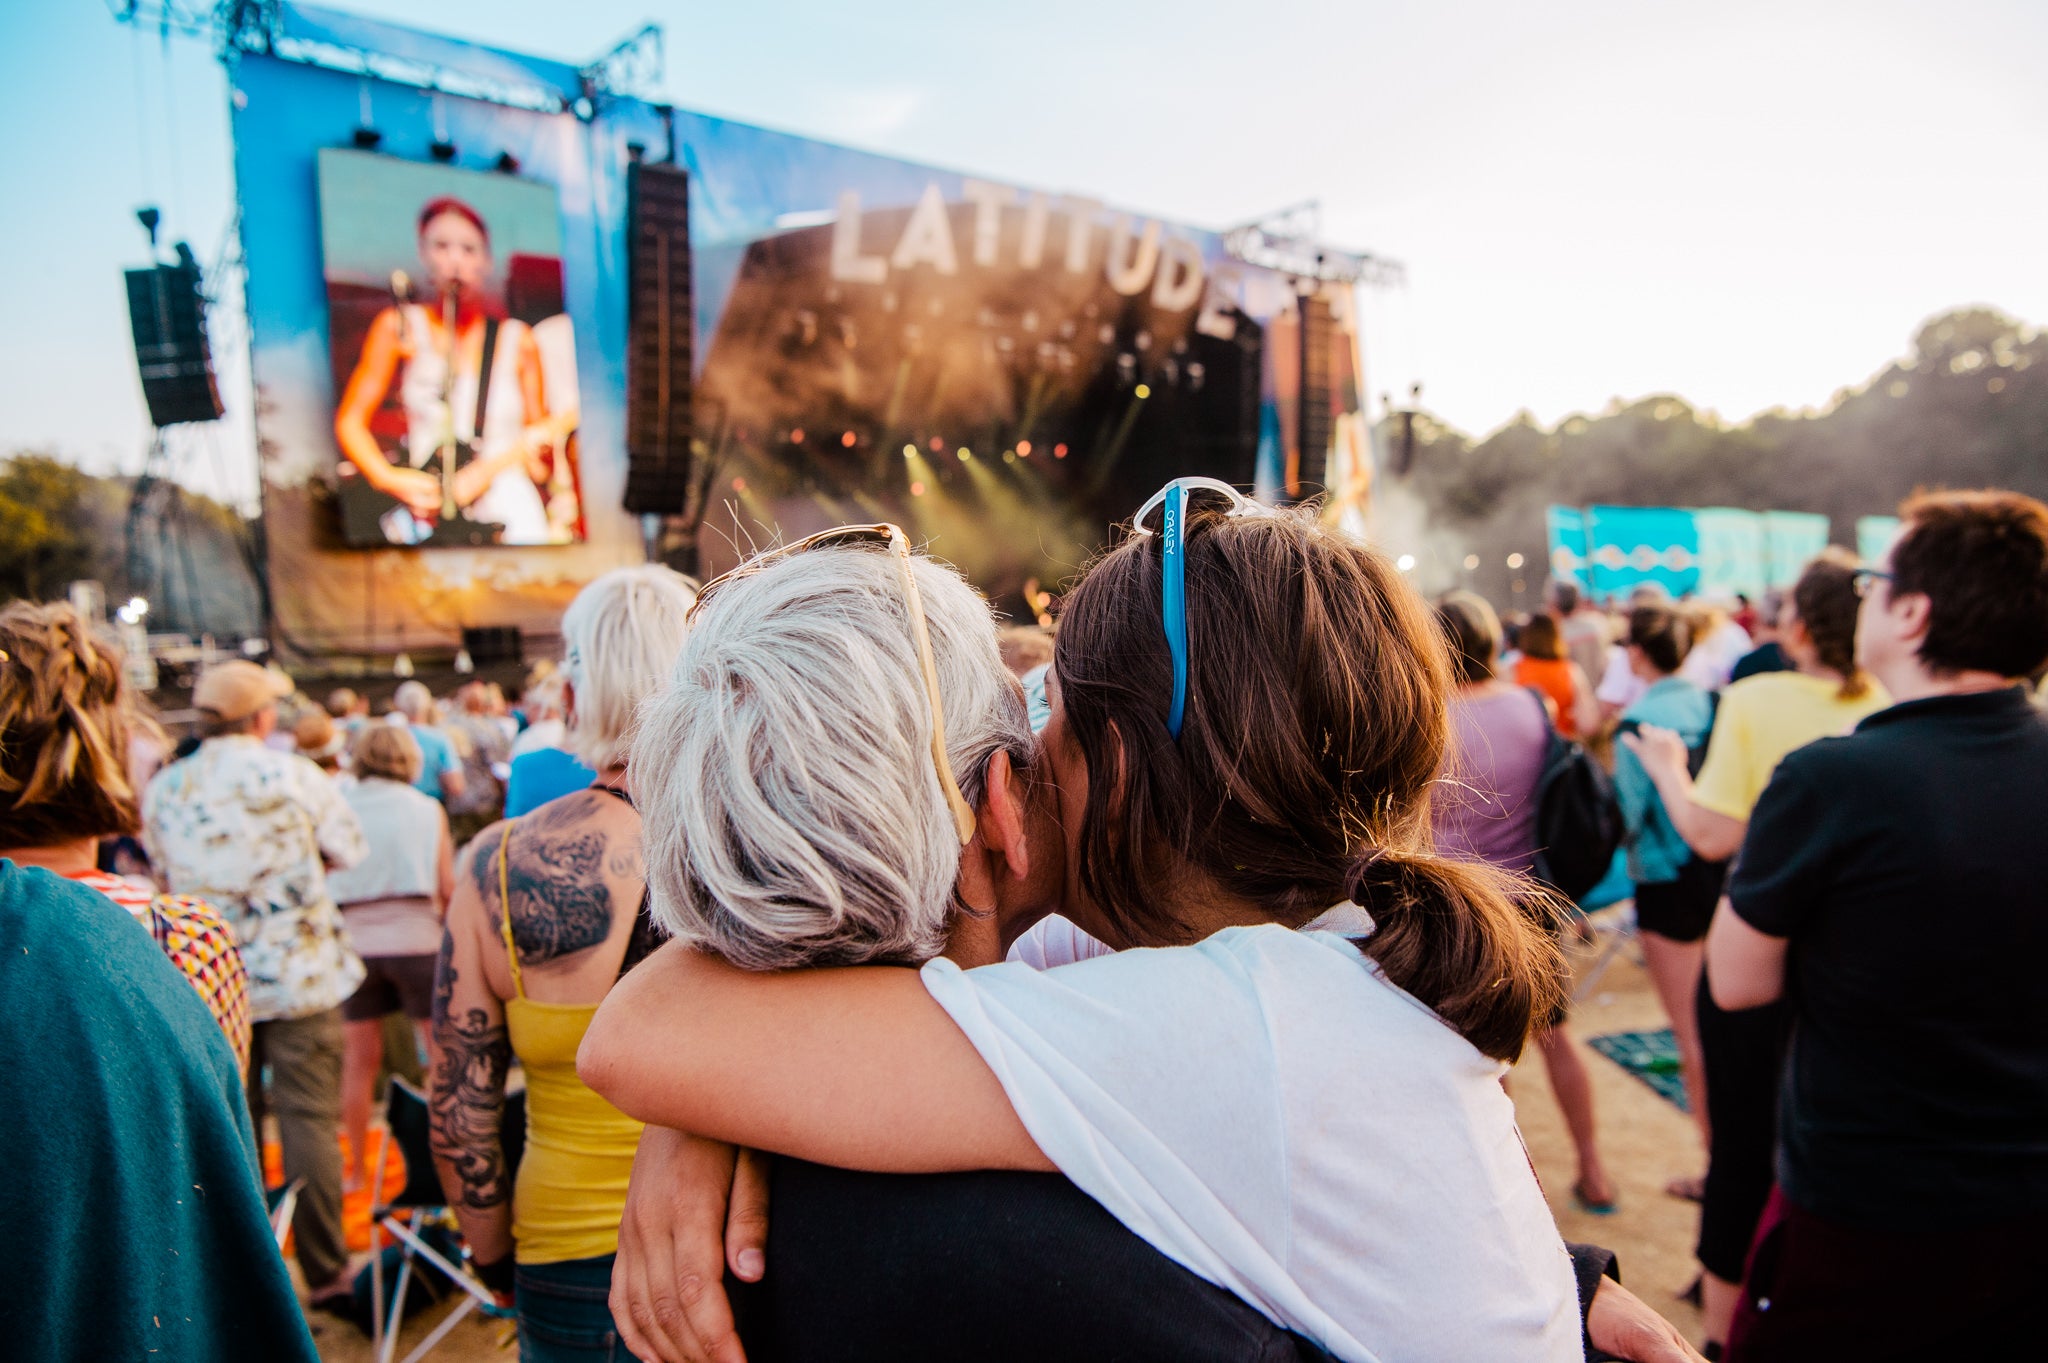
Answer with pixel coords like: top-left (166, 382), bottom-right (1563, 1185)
top-left (317, 149), bottom-right (584, 547)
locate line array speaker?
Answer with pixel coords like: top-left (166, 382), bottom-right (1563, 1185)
top-left (461, 626), bottom-right (524, 667)
top-left (125, 255), bottom-right (223, 428)
top-left (623, 161), bottom-right (694, 515)
top-left (1294, 292), bottom-right (1336, 500)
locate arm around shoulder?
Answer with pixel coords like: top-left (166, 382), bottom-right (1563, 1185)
top-left (579, 941), bottom-right (1052, 1175)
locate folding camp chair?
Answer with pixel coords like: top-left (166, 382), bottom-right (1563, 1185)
top-left (1572, 898), bottom-right (1640, 1003)
top-left (268, 1177), bottom-right (304, 1251)
top-left (369, 1078), bottom-right (523, 1363)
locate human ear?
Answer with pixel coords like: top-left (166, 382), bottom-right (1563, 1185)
top-left (980, 748), bottom-right (1032, 884)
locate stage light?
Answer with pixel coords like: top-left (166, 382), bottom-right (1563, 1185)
top-left (790, 428), bottom-right (805, 444)
top-left (928, 436), bottom-right (944, 452)
top-left (1135, 384), bottom-right (1152, 399)
top-left (958, 448), bottom-right (972, 462)
top-left (1507, 553), bottom-right (1526, 570)
top-left (1017, 440), bottom-right (1032, 456)
top-left (1003, 452), bottom-right (1017, 465)
top-left (903, 444), bottom-right (916, 458)
top-left (495, 152), bottom-right (521, 175)
top-left (1463, 554), bottom-right (1480, 570)
top-left (431, 139), bottom-right (457, 162)
top-left (1396, 555), bottom-right (1417, 572)
top-left (1054, 443), bottom-right (1068, 459)
top-left (841, 431), bottom-right (856, 448)
top-left (453, 647), bottom-right (476, 675)
top-left (127, 596), bottom-right (149, 618)
top-left (393, 652), bottom-right (415, 679)
top-left (732, 476), bottom-right (748, 493)
top-left (910, 481), bottom-right (927, 496)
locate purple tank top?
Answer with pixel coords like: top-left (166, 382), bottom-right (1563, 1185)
top-left (1433, 687), bottom-right (1549, 873)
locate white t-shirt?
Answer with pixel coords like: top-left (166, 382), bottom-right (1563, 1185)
top-left (928, 905), bottom-right (1581, 1363)
top-left (1595, 645), bottom-right (1646, 709)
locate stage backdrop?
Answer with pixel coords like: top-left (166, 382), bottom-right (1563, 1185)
top-left (232, 13), bottom-right (1362, 654)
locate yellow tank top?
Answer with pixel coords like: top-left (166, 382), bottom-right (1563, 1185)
top-left (500, 826), bottom-right (644, 1265)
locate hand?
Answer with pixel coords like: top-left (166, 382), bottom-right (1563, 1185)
top-left (1618, 724), bottom-right (1691, 781)
top-left (451, 459), bottom-right (495, 510)
top-left (610, 1128), bottom-right (771, 1363)
top-left (1586, 1277), bottom-right (1708, 1363)
top-left (376, 464), bottom-right (445, 516)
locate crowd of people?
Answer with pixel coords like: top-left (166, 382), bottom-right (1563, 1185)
top-left (3, 482), bottom-right (2045, 1362)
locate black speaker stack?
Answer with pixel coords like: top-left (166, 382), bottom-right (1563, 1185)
top-left (622, 160), bottom-right (695, 515)
top-left (125, 250), bottom-right (224, 428)
top-left (1294, 292), bottom-right (1336, 500)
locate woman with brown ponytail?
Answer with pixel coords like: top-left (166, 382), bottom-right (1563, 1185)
top-left (1621, 548), bottom-right (1890, 1357)
top-left (583, 486), bottom-right (1584, 1361)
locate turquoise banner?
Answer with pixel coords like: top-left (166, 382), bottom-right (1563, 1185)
top-left (1762, 511), bottom-right (1831, 589)
top-left (1856, 515), bottom-right (1901, 565)
top-left (1692, 508), bottom-right (1767, 600)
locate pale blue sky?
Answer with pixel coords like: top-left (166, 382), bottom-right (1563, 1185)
top-left (4, 0), bottom-right (2044, 506)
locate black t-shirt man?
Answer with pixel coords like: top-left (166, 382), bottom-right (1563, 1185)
top-left (1729, 687), bottom-right (2048, 1230)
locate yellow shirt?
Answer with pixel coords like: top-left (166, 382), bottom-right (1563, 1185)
top-left (1692, 671), bottom-right (1892, 821)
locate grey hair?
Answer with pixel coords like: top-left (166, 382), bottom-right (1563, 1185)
top-left (632, 545), bottom-right (1031, 969)
top-left (392, 679), bottom-right (433, 723)
top-left (560, 565), bottom-right (699, 771)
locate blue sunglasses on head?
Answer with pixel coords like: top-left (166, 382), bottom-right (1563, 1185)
top-left (1130, 477), bottom-right (1278, 739)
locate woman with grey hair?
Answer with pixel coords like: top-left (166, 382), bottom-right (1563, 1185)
top-left (427, 564), bottom-right (697, 1360)
top-left (630, 530), bottom-right (1035, 972)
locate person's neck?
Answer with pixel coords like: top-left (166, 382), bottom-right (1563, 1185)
top-left (592, 763), bottom-right (629, 791)
top-left (1870, 662), bottom-right (2012, 706)
top-left (3, 836), bottom-right (102, 877)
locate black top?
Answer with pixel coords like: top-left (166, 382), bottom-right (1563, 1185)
top-left (1729, 640), bottom-right (1787, 684)
top-left (731, 1159), bottom-right (1621, 1362)
top-left (1729, 687), bottom-right (2048, 1231)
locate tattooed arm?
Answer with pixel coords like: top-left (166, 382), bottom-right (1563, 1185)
top-left (429, 827), bottom-right (515, 1268)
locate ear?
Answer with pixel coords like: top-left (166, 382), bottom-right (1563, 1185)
top-left (562, 677), bottom-right (578, 729)
top-left (977, 747), bottom-right (1031, 885)
top-left (1890, 589), bottom-right (1933, 646)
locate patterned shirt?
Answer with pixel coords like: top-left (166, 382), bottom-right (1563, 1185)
top-left (68, 869), bottom-right (253, 1076)
top-left (142, 736), bottom-right (368, 1021)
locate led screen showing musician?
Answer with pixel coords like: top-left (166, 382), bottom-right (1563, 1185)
top-left (317, 149), bottom-right (584, 547)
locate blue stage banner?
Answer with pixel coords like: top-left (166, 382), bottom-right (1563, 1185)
top-left (1545, 505), bottom-right (1589, 587)
top-left (1856, 515), bottom-right (1901, 565)
top-left (1762, 511), bottom-right (1831, 589)
top-left (1583, 505), bottom-right (1701, 601)
top-left (1691, 508), bottom-right (1766, 601)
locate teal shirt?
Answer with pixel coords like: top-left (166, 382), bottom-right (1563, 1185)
top-left (0, 861), bottom-right (319, 1361)
top-left (1616, 677), bottom-right (1716, 884)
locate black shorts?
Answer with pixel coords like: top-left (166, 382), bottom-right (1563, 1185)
top-left (341, 953), bottom-right (438, 1022)
top-left (1633, 855), bottom-right (1728, 943)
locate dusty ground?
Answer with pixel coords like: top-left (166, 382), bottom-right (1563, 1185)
top-left (310, 930), bottom-right (1707, 1360)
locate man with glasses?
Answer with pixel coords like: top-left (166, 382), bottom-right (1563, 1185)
top-left (1705, 490), bottom-right (2048, 1361)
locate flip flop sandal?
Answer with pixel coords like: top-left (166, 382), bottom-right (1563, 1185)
top-left (1571, 1180), bottom-right (1619, 1216)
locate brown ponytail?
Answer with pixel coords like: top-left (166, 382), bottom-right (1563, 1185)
top-left (1791, 548), bottom-right (1872, 700)
top-left (1344, 850), bottom-right (1568, 1063)
top-left (1054, 501), bottom-right (1566, 1063)
top-left (0, 601), bottom-right (143, 848)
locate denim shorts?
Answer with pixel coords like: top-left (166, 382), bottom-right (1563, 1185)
top-left (516, 1255), bottom-right (642, 1363)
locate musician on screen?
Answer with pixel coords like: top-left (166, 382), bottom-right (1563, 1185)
top-left (333, 197), bottom-right (579, 546)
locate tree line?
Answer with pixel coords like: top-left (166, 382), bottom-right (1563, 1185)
top-left (1381, 305), bottom-right (2044, 605)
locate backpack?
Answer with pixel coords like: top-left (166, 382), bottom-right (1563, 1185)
top-left (1527, 692), bottom-right (1625, 903)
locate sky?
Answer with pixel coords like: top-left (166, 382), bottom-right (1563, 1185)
top-left (3, 0), bottom-right (2044, 507)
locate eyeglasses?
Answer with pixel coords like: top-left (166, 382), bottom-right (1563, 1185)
top-left (1129, 477), bottom-right (1277, 740)
top-left (1851, 568), bottom-right (1894, 600)
top-left (689, 523), bottom-right (978, 846)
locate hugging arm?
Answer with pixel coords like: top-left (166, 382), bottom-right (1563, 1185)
top-left (578, 942), bottom-right (1051, 1175)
